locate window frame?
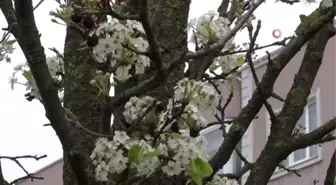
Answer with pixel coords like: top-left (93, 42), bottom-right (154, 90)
top-left (265, 88), bottom-right (322, 171)
top-left (290, 97), bottom-right (319, 166)
top-left (200, 121), bottom-right (233, 174)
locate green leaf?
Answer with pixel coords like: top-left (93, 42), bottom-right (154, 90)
top-left (187, 158), bottom-right (214, 185)
top-left (187, 160), bottom-right (202, 185)
top-left (209, 64), bottom-right (219, 72)
top-left (235, 57), bottom-right (245, 67)
top-left (189, 173), bottom-right (202, 185)
top-left (6, 39), bottom-right (17, 45)
top-left (143, 149), bottom-right (161, 158)
top-left (128, 145), bottom-right (145, 164)
top-left (22, 70), bottom-right (33, 81)
top-left (194, 158), bottom-right (213, 177)
top-left (189, 159), bottom-right (200, 174)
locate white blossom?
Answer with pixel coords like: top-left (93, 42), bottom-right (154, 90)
top-left (162, 161), bottom-right (183, 176)
top-left (132, 157), bottom-right (160, 177)
top-left (115, 65), bottom-right (132, 81)
top-left (113, 131), bottom-right (130, 144)
top-left (207, 176), bottom-right (239, 185)
top-left (123, 96), bottom-right (156, 123)
top-left (190, 11), bottom-right (230, 44)
top-left (92, 18), bottom-right (151, 82)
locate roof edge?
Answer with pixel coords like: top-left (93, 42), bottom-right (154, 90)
top-left (16, 157), bottom-right (63, 184)
top-left (237, 46), bottom-right (283, 73)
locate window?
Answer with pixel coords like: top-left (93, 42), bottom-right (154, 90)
top-left (281, 96), bottom-right (319, 167)
top-left (266, 92), bottom-right (320, 169)
top-left (201, 124), bottom-right (234, 174)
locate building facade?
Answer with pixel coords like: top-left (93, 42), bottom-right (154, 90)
top-left (239, 36), bottom-right (336, 184)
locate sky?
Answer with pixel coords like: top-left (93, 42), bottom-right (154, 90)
top-left (0, 0), bottom-right (320, 182)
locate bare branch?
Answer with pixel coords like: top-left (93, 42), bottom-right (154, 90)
top-left (33, 0), bottom-right (45, 10)
top-left (216, 37), bottom-right (291, 57)
top-left (138, 0), bottom-right (163, 69)
top-left (245, 20), bottom-right (279, 125)
top-left (217, 0), bottom-right (230, 17)
top-left (291, 117), bottom-right (336, 149)
top-left (222, 163), bottom-right (253, 179)
top-left (0, 155), bottom-right (47, 185)
top-left (277, 164), bottom-right (301, 177)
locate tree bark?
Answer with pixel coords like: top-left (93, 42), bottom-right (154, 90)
top-left (62, 0), bottom-right (191, 184)
top-left (324, 149), bottom-right (336, 185)
top-left (62, 13), bottom-right (103, 185)
top-left (113, 0), bottom-right (190, 130)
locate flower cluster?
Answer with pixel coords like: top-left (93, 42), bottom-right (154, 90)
top-left (90, 130), bottom-right (222, 184)
top-left (162, 134), bottom-right (208, 175)
top-left (91, 18), bottom-right (150, 82)
top-left (0, 39), bottom-right (14, 63)
top-left (91, 127), bottom-right (240, 185)
top-left (10, 56), bottom-right (64, 100)
top-left (174, 78), bottom-right (219, 126)
top-left (90, 70), bottom-right (111, 98)
top-left (174, 78), bottom-right (218, 108)
top-left (123, 96), bottom-right (156, 123)
top-left (187, 11), bottom-right (241, 82)
top-left (90, 136), bottom-right (129, 181)
top-left (188, 11), bottom-right (230, 44)
top-left (206, 176), bottom-right (239, 185)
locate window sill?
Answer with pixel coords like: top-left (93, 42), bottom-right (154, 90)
top-left (270, 156), bottom-right (322, 181)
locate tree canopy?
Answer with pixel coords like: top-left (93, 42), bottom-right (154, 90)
top-left (0, 0), bottom-right (335, 185)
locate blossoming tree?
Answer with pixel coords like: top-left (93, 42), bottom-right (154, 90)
top-left (0, 0), bottom-right (335, 185)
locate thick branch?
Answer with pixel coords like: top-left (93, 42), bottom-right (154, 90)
top-left (0, 0), bottom-right (21, 37)
top-left (291, 117), bottom-right (336, 149)
top-left (275, 23), bottom-right (335, 136)
top-left (324, 149), bottom-right (336, 185)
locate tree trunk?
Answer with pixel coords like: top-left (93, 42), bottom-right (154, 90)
top-left (113, 0), bottom-right (190, 129)
top-left (63, 24), bottom-right (102, 185)
top-left (62, 0), bottom-right (191, 184)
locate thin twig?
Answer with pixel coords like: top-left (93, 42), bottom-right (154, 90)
top-left (138, 0), bottom-right (163, 69)
top-left (277, 164), bottom-right (301, 177)
top-left (0, 155), bottom-right (46, 184)
top-left (245, 20), bottom-right (278, 125)
top-left (216, 37), bottom-right (292, 57)
top-left (33, 0), bottom-right (45, 10)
